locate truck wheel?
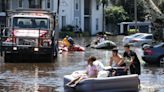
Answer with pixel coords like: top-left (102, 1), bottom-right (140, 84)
top-left (53, 46), bottom-right (58, 58)
top-left (4, 53), bottom-right (11, 63)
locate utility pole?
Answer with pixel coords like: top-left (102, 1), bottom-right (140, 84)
top-left (134, 0), bottom-right (137, 32)
top-left (102, 3), bottom-right (105, 32)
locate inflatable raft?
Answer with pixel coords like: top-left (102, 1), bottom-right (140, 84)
top-left (64, 72), bottom-right (140, 92)
top-left (59, 45), bottom-right (85, 52)
top-left (91, 40), bottom-right (116, 49)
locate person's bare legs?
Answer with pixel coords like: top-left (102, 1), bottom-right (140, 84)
top-left (66, 76), bottom-right (81, 86)
top-left (69, 76), bottom-right (84, 87)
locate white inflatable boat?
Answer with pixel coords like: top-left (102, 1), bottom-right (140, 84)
top-left (64, 72), bottom-right (140, 92)
top-left (91, 40), bottom-right (116, 49)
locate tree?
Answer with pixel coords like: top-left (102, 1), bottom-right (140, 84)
top-left (105, 6), bottom-right (129, 34)
top-left (110, 0), bottom-right (146, 21)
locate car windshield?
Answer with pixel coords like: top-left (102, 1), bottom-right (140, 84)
top-left (137, 34), bottom-right (152, 39)
top-left (129, 33), bottom-right (144, 38)
top-left (13, 17), bottom-right (50, 30)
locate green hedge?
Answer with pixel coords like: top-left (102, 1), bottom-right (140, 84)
top-left (59, 31), bottom-right (75, 38)
top-left (128, 29), bottom-right (139, 35)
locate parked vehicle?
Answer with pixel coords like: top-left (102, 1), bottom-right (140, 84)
top-left (142, 42), bottom-right (164, 64)
top-left (122, 33), bottom-right (146, 45)
top-left (0, 9), bottom-right (58, 62)
top-left (128, 33), bottom-right (154, 47)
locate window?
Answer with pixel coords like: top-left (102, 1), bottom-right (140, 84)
top-left (13, 17), bottom-right (50, 30)
top-left (96, 2), bottom-right (99, 10)
top-left (29, 0), bottom-right (42, 8)
top-left (47, 0), bottom-right (50, 9)
top-left (62, 16), bottom-right (66, 27)
top-left (145, 36), bottom-right (153, 39)
top-left (96, 18), bottom-right (99, 30)
top-left (75, 17), bottom-right (79, 26)
top-left (75, 0), bottom-right (79, 11)
top-left (0, 0), bottom-right (9, 12)
top-left (18, 0), bottom-right (23, 8)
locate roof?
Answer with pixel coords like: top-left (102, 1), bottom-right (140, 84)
top-left (119, 21), bottom-right (151, 25)
top-left (8, 9), bottom-right (54, 19)
top-left (11, 14), bottom-right (51, 19)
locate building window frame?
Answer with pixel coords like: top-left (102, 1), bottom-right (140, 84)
top-left (75, 0), bottom-right (80, 11)
top-left (62, 16), bottom-right (66, 27)
top-left (96, 18), bottom-right (99, 31)
top-left (75, 17), bottom-right (79, 26)
top-left (47, 0), bottom-right (51, 9)
top-left (18, 0), bottom-right (23, 8)
top-left (96, 2), bottom-right (99, 10)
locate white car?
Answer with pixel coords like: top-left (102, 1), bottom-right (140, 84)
top-left (122, 33), bottom-right (146, 45)
top-left (128, 34), bottom-right (154, 47)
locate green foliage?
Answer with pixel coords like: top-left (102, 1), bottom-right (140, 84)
top-left (59, 31), bottom-right (74, 38)
top-left (110, 0), bottom-right (146, 21)
top-left (128, 29), bottom-right (139, 35)
top-left (105, 6), bottom-right (129, 24)
top-left (61, 25), bottom-right (74, 32)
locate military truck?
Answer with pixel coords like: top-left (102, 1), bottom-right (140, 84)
top-left (0, 9), bottom-right (58, 62)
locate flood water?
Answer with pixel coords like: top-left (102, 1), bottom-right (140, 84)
top-left (0, 36), bottom-right (164, 92)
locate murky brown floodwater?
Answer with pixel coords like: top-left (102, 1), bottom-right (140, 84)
top-left (0, 36), bottom-right (164, 92)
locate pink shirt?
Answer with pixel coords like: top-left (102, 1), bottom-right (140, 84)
top-left (86, 65), bottom-right (98, 78)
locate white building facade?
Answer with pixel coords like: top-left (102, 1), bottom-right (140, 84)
top-left (58, 0), bottom-right (103, 35)
top-left (0, 0), bottom-right (103, 35)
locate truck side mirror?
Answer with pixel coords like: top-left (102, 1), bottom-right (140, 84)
top-left (2, 28), bottom-right (9, 37)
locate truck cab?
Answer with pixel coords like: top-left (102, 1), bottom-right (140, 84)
top-left (1, 9), bottom-right (58, 62)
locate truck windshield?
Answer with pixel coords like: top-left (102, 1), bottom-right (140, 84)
top-left (13, 17), bottom-right (50, 30)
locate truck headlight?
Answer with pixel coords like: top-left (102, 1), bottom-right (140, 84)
top-left (13, 47), bottom-right (17, 51)
top-left (34, 48), bottom-right (39, 52)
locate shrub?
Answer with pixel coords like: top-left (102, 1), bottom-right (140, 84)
top-left (128, 29), bottom-right (139, 35)
top-left (61, 25), bottom-right (74, 32)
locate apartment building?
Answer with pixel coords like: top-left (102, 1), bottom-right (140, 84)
top-left (0, 0), bottom-right (103, 35)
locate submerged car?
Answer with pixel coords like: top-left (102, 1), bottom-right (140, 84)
top-left (142, 42), bottom-right (164, 64)
top-left (128, 34), bottom-right (153, 47)
top-left (122, 33), bottom-right (146, 45)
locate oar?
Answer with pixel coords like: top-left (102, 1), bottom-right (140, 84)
top-left (85, 43), bottom-right (91, 47)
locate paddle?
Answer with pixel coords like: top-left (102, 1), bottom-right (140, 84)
top-left (85, 43), bottom-right (91, 47)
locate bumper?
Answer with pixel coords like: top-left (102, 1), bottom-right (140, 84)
top-left (142, 55), bottom-right (159, 64)
top-left (2, 46), bottom-right (54, 54)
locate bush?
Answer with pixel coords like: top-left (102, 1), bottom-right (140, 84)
top-left (59, 31), bottom-right (75, 38)
top-left (61, 25), bottom-right (74, 32)
top-left (128, 29), bottom-right (139, 35)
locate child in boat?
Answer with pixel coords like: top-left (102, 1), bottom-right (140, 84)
top-left (66, 56), bottom-right (99, 87)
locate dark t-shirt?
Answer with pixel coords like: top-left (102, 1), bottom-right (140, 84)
top-left (123, 50), bottom-right (140, 64)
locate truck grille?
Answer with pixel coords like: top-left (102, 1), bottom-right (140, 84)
top-left (18, 38), bottom-right (37, 46)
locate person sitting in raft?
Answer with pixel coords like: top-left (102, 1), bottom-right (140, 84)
top-left (108, 48), bottom-right (127, 76)
top-left (66, 56), bottom-right (99, 87)
top-left (67, 36), bottom-right (75, 47)
top-left (62, 36), bottom-right (71, 48)
top-left (109, 48), bottom-right (126, 67)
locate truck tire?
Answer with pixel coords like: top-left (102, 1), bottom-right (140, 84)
top-left (4, 53), bottom-right (12, 63)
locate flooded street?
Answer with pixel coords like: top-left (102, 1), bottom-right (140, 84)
top-left (0, 36), bottom-right (164, 92)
